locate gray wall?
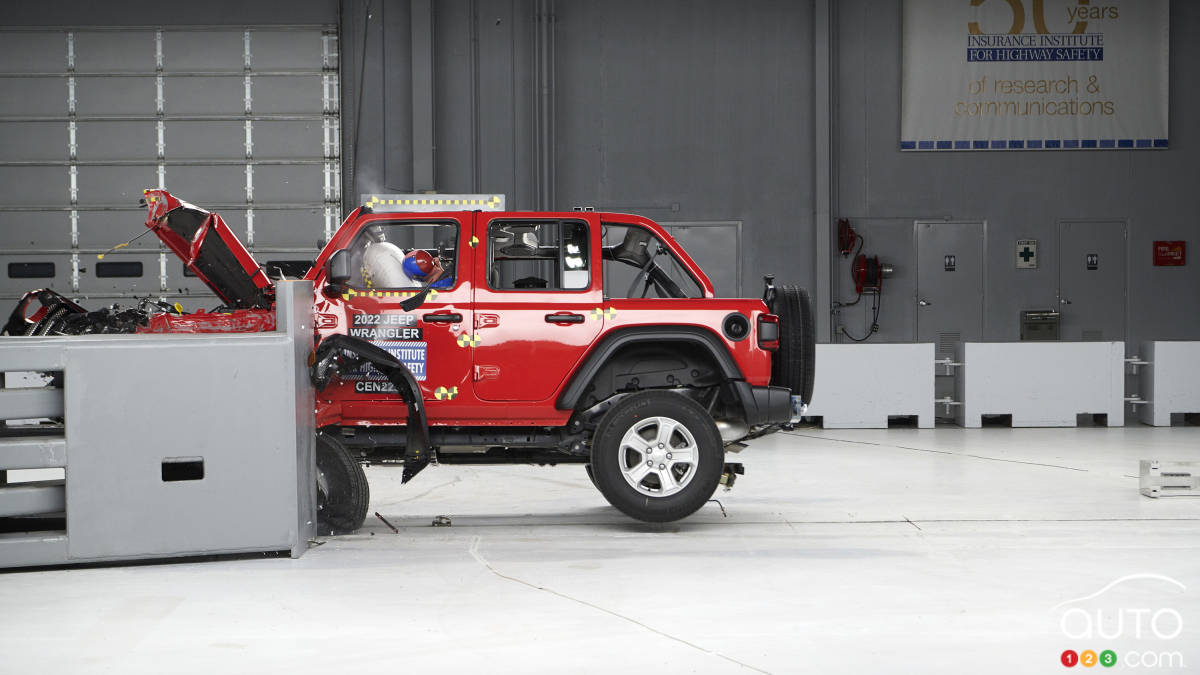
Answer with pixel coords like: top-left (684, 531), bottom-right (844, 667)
top-left (833, 0), bottom-right (1200, 345)
top-left (342, 0), bottom-right (1197, 344)
top-left (552, 0), bottom-right (814, 298)
top-left (341, 0), bottom-right (815, 297)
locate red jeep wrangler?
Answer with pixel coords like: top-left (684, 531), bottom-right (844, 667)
top-left (6, 190), bottom-right (815, 530)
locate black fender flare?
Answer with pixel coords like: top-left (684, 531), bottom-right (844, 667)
top-left (557, 326), bottom-right (745, 410)
top-left (311, 334), bottom-right (430, 482)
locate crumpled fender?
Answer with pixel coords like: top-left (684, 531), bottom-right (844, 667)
top-left (2, 289), bottom-right (87, 336)
top-left (138, 309), bottom-right (276, 334)
top-left (311, 334), bottom-right (431, 483)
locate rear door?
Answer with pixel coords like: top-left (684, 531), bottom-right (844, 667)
top-left (334, 214), bottom-right (473, 409)
top-left (470, 213), bottom-right (604, 402)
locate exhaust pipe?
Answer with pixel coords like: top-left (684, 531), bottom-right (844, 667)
top-left (715, 419), bottom-right (749, 443)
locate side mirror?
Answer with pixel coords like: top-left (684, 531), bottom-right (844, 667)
top-left (327, 249), bottom-right (351, 285)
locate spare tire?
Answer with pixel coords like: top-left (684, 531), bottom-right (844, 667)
top-left (769, 285), bottom-right (816, 405)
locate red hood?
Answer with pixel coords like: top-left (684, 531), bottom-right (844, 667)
top-left (142, 189), bottom-right (274, 309)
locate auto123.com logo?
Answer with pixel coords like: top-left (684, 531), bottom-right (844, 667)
top-left (1053, 574), bottom-right (1187, 669)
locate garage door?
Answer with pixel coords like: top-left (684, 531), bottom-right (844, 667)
top-left (0, 26), bottom-right (340, 312)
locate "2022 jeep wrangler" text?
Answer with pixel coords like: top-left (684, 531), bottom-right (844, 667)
top-left (5, 189), bottom-right (815, 530)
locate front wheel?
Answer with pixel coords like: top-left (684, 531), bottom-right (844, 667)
top-left (315, 432), bottom-right (370, 534)
top-left (590, 391), bottom-right (724, 522)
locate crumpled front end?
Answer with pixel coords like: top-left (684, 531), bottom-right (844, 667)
top-left (3, 190), bottom-right (281, 337)
top-left (139, 308), bottom-right (276, 334)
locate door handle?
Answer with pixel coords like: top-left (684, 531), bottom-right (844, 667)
top-left (422, 312), bottom-right (463, 323)
top-left (545, 312), bottom-right (585, 324)
top-left (1060, 298), bottom-right (1072, 305)
top-left (918, 299), bottom-right (931, 307)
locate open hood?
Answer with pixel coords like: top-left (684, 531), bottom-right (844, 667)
top-left (142, 189), bottom-right (273, 309)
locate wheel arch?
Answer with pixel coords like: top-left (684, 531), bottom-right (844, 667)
top-left (557, 326), bottom-right (744, 410)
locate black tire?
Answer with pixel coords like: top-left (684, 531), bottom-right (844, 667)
top-left (315, 432), bottom-right (370, 534)
top-left (770, 285), bottom-right (816, 405)
top-left (590, 391), bottom-right (724, 523)
top-left (584, 463), bottom-right (597, 488)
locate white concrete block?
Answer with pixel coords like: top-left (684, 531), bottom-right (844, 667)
top-left (805, 343), bottom-right (935, 428)
top-left (956, 342), bottom-right (1124, 428)
top-left (1138, 341), bottom-right (1200, 426)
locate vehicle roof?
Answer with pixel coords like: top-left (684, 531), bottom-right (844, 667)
top-left (360, 209), bottom-right (650, 220)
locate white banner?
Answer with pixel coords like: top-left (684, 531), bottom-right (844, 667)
top-left (901, 0), bottom-right (1169, 150)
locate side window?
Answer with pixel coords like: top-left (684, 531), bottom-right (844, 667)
top-left (487, 219), bottom-right (590, 291)
top-left (602, 223), bottom-right (704, 299)
top-left (347, 221), bottom-right (458, 290)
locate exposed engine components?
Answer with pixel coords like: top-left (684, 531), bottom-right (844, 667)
top-left (3, 288), bottom-right (158, 336)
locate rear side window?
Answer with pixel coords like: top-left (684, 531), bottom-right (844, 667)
top-left (602, 223), bottom-right (703, 299)
top-left (486, 219), bottom-right (590, 291)
top-left (346, 221), bottom-right (459, 290)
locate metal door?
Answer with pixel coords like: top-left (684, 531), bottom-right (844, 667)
top-left (915, 221), bottom-right (986, 357)
top-left (0, 27), bottom-right (339, 312)
top-left (1057, 220), bottom-right (1127, 341)
top-left (661, 221), bottom-right (742, 297)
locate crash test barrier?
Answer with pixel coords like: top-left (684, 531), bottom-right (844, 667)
top-left (0, 281), bottom-right (316, 569)
top-left (803, 343), bottom-right (936, 428)
top-left (1136, 341), bottom-right (1200, 426)
top-left (806, 341), bottom-right (1135, 428)
top-left (953, 341), bottom-right (1125, 428)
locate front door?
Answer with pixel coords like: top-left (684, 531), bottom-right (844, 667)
top-left (334, 214), bottom-right (474, 416)
top-left (471, 213), bottom-right (604, 402)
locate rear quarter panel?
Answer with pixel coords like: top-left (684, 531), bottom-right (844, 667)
top-left (594, 298), bottom-right (773, 386)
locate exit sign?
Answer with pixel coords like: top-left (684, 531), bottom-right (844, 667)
top-left (1153, 241), bottom-right (1186, 266)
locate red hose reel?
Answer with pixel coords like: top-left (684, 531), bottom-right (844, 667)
top-left (836, 219), bottom-right (894, 341)
top-left (852, 254), bottom-right (892, 294)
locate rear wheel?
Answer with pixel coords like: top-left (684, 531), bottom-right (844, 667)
top-left (315, 432), bottom-right (370, 534)
top-left (590, 391), bottom-right (723, 522)
top-left (770, 285), bottom-right (816, 405)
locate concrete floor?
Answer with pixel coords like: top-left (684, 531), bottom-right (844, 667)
top-left (2, 426), bottom-right (1198, 674)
